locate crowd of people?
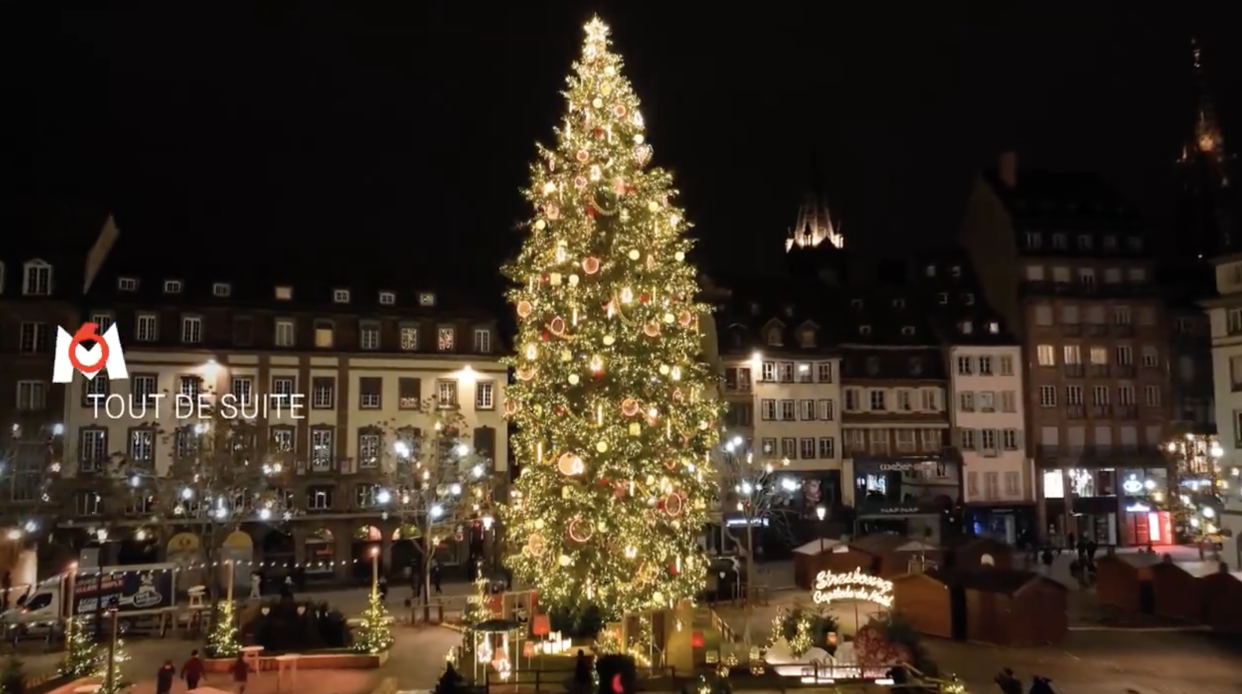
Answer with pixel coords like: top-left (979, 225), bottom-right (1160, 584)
top-left (1030, 534), bottom-right (1102, 587)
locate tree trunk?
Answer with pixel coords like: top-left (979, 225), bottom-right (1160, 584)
top-left (743, 520), bottom-right (754, 645)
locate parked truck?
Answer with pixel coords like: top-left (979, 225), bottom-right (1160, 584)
top-left (1, 562), bottom-right (179, 642)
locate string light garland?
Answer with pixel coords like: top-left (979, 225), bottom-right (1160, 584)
top-left (500, 15), bottom-right (721, 617)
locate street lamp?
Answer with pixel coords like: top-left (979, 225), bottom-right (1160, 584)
top-left (105, 597), bottom-right (120, 694)
top-left (370, 547), bottom-right (380, 600)
top-left (815, 505), bottom-right (827, 553)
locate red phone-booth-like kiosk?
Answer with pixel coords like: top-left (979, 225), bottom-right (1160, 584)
top-left (1121, 510), bottom-right (1174, 547)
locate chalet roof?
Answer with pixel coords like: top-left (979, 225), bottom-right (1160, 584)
top-left (841, 345), bottom-right (946, 381)
top-left (850, 534), bottom-right (910, 554)
top-left (910, 251), bottom-right (1018, 346)
top-left (792, 538), bottom-right (845, 555)
top-left (926, 568), bottom-right (1059, 594)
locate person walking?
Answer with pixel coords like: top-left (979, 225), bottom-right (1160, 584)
top-left (432, 561), bottom-right (443, 595)
top-left (249, 572), bottom-right (261, 599)
top-left (1, 571), bottom-right (11, 612)
top-left (379, 575), bottom-right (389, 601)
top-left (181, 650), bottom-right (205, 690)
top-left (157, 660), bottom-right (177, 694)
top-left (230, 653), bottom-right (249, 694)
top-left (994, 668), bottom-right (1022, 694)
top-left (1040, 548), bottom-right (1054, 576)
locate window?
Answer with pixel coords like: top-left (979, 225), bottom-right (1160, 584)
top-left (1103, 235), bottom-right (1117, 251)
top-left (963, 293), bottom-right (975, 305)
top-left (816, 362), bottom-right (833, 383)
top-left (83, 374), bottom-right (109, 406)
top-left (960, 429), bottom-right (976, 450)
top-left (274, 319), bottom-right (295, 347)
top-left (979, 391), bottom-right (995, 411)
top-left (845, 389), bottom-right (860, 411)
top-left (937, 293), bottom-right (948, 304)
top-left (231, 377), bottom-right (253, 406)
top-left (132, 375), bottom-right (157, 405)
top-left (312, 377), bottom-right (336, 409)
top-left (901, 326), bottom-right (915, 336)
top-left (780, 400), bottom-right (796, 420)
top-left (400, 326), bottom-right (418, 351)
top-left (1090, 347), bottom-right (1108, 365)
top-left (895, 429), bottom-right (916, 452)
top-left (921, 390), bottom-right (938, 410)
top-left (1039, 386), bottom-right (1056, 407)
top-left (418, 292), bottom-right (436, 306)
top-left (1052, 233), bottom-right (1067, 249)
top-left (474, 328), bottom-right (492, 353)
top-left (179, 375), bottom-right (201, 399)
top-left (1114, 306), bottom-right (1132, 325)
top-left (87, 313), bottom-right (114, 333)
top-left (19, 323), bottom-right (49, 353)
top-left (1119, 385), bottom-right (1136, 406)
top-left (1066, 385), bottom-right (1083, 405)
top-left (960, 392), bottom-right (975, 411)
top-left (725, 404), bottom-right (753, 427)
top-left (797, 363), bottom-right (813, 382)
top-left (869, 390), bottom-right (886, 411)
top-left (333, 289), bottom-right (351, 303)
top-left (761, 400), bottom-right (776, 420)
top-left (79, 429), bottom-right (108, 472)
top-left (817, 399), bottom-right (834, 420)
top-left (181, 316), bottom-right (202, 344)
top-left (213, 282), bottom-right (231, 297)
top-left (761, 362), bottom-right (776, 382)
top-left (360, 322), bottom-right (381, 350)
top-left (1025, 232), bottom-right (1042, 249)
top-left (780, 438), bottom-right (797, 459)
top-left (1035, 305), bottom-right (1054, 325)
top-left (272, 377), bottom-right (295, 398)
top-left (232, 316), bottom-right (254, 346)
top-left (1003, 429), bottom-right (1019, 450)
top-left (1026, 265), bottom-right (1045, 281)
top-left (16, 381), bottom-right (46, 411)
top-left (136, 314), bottom-right (158, 342)
top-left (438, 327), bottom-right (455, 351)
top-left (314, 321), bottom-right (334, 348)
top-left (760, 438), bottom-right (777, 457)
top-left (1001, 391), bottom-right (1017, 412)
top-left (118, 277), bottom-right (138, 291)
top-left (358, 431), bottom-right (382, 468)
top-left (129, 428), bottom-right (155, 467)
top-left (355, 484), bottom-right (380, 507)
top-left (359, 377), bottom-right (382, 409)
top-left (1037, 345), bottom-right (1055, 366)
top-left (164, 280), bottom-right (182, 294)
top-left (1092, 386), bottom-right (1109, 406)
top-left (379, 291), bottom-right (396, 305)
top-left (897, 390), bottom-right (912, 411)
top-left (1141, 346), bottom-right (1159, 368)
top-left (1078, 268), bottom-right (1096, 287)
top-left (956, 356), bottom-right (973, 375)
top-left (310, 429), bottom-right (335, 472)
top-left (978, 356), bottom-right (993, 375)
top-left (800, 438), bottom-right (816, 459)
top-left (779, 362), bottom-right (795, 382)
top-left (1004, 471), bottom-right (1020, 496)
top-left (437, 379), bottom-right (458, 407)
top-left (1128, 267), bottom-right (1147, 282)
top-left (818, 438), bottom-right (835, 459)
top-left (1063, 345), bottom-right (1081, 364)
top-left (999, 355), bottom-right (1014, 376)
top-left (1230, 309), bottom-right (1242, 335)
top-left (307, 485), bottom-right (334, 509)
top-left (985, 472), bottom-right (1000, 499)
top-left (725, 367), bottom-right (752, 391)
top-left (1078, 234), bottom-right (1093, 250)
top-left (980, 429), bottom-right (997, 452)
top-left (275, 285), bottom-right (293, 300)
top-left (1144, 386), bottom-right (1161, 407)
top-left (399, 377), bottom-right (422, 409)
top-left (800, 399), bottom-right (815, 420)
top-left (23, 261), bottom-right (51, 296)
top-left (476, 381), bottom-right (495, 410)
top-left (1128, 237), bottom-right (1143, 252)
top-left (1116, 345), bottom-right (1133, 365)
top-left (766, 326), bottom-right (783, 346)
top-left (960, 321), bottom-right (973, 335)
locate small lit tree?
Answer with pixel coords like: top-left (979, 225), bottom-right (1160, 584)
top-left (380, 400), bottom-right (494, 604)
top-left (58, 616), bottom-right (97, 678)
top-left (94, 634), bottom-right (129, 694)
top-left (353, 590), bottom-right (395, 654)
top-left (206, 602), bottom-right (241, 658)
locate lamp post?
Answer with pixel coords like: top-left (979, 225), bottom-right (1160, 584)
top-left (64, 562), bottom-right (78, 644)
top-left (370, 547), bottom-right (379, 600)
top-left (815, 506), bottom-right (827, 554)
top-left (104, 598), bottom-right (120, 694)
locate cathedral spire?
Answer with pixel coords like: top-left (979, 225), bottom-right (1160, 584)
top-left (1176, 37), bottom-right (1238, 256)
top-left (786, 148), bottom-right (843, 252)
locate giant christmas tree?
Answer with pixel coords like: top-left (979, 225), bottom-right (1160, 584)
top-left (502, 16), bottom-right (720, 617)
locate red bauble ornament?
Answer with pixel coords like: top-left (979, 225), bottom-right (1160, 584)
top-left (593, 128), bottom-right (604, 138)
top-left (541, 330), bottom-right (551, 341)
top-left (587, 207), bottom-right (597, 218)
top-left (640, 293), bottom-right (650, 303)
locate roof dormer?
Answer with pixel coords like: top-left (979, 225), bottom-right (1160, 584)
top-left (22, 259), bottom-right (52, 296)
top-left (761, 319), bottom-right (785, 347)
top-left (797, 321), bottom-right (819, 348)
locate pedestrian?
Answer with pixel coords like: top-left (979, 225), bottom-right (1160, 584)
top-left (379, 575), bottom-right (389, 601)
top-left (230, 653), bottom-right (249, 694)
top-left (249, 572), bottom-right (261, 599)
top-left (432, 562), bottom-right (443, 595)
top-left (994, 668), bottom-right (1022, 694)
top-left (1, 571), bottom-right (10, 612)
top-left (1040, 548), bottom-right (1053, 576)
top-left (181, 649), bottom-right (205, 691)
top-left (572, 649), bottom-right (592, 694)
top-left (283, 574), bottom-right (294, 599)
top-left (157, 660), bottom-right (176, 694)
top-left (1066, 532), bottom-right (1076, 553)
top-left (1029, 676), bottom-right (1054, 694)
top-left (1086, 540), bottom-right (1098, 560)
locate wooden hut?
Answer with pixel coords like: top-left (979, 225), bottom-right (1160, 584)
top-left (1201, 564), bottom-right (1242, 635)
top-left (1095, 552), bottom-right (1161, 613)
top-left (891, 572), bottom-right (952, 639)
top-left (891, 539), bottom-right (944, 574)
top-left (847, 534), bottom-right (912, 577)
top-left (1149, 559), bottom-right (1217, 622)
top-left (943, 536), bottom-right (1015, 570)
top-left (818, 534), bottom-right (893, 576)
top-left (792, 538), bottom-right (846, 590)
top-left (894, 569), bottom-right (1067, 646)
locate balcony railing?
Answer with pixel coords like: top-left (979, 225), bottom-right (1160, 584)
top-left (1116, 405), bottom-right (1138, 419)
top-left (1062, 323), bottom-right (1082, 336)
top-left (1086, 323), bottom-right (1108, 336)
top-left (1089, 365), bottom-right (1110, 378)
top-left (1090, 405), bottom-right (1111, 418)
top-left (1066, 405), bottom-right (1085, 419)
top-left (1114, 324), bottom-right (1135, 337)
top-left (1064, 365), bottom-right (1084, 378)
top-left (1116, 365), bottom-right (1137, 377)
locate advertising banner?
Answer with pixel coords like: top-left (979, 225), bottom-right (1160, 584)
top-left (74, 569), bottom-right (173, 615)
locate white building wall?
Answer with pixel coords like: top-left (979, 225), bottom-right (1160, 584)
top-left (1206, 267), bottom-right (1242, 564)
top-left (751, 356), bottom-right (843, 475)
top-left (947, 345), bottom-right (1030, 503)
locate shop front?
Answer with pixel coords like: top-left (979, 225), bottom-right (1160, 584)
top-left (1041, 468), bottom-right (1120, 546)
top-left (853, 456), bottom-right (960, 543)
top-left (964, 505), bottom-right (1037, 546)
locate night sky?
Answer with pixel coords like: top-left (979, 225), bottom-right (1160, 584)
top-left (4, 4), bottom-right (1238, 307)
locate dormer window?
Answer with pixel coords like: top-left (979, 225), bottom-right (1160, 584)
top-left (22, 260), bottom-right (52, 296)
top-left (419, 292), bottom-right (436, 307)
top-left (901, 326), bottom-right (915, 336)
top-left (1025, 232), bottom-right (1042, 249)
top-left (859, 325), bottom-right (872, 335)
top-left (925, 265), bottom-right (936, 277)
top-left (963, 293), bottom-right (975, 305)
top-left (1078, 234), bottom-right (1093, 250)
top-left (275, 285), bottom-right (293, 300)
top-left (766, 327), bottom-right (782, 346)
top-left (118, 277), bottom-right (138, 292)
top-left (950, 265), bottom-right (961, 277)
top-left (1103, 235), bottom-right (1118, 251)
top-left (988, 322), bottom-right (1000, 334)
top-left (909, 357), bottom-right (923, 376)
top-left (865, 357), bottom-right (880, 375)
top-left (1127, 237), bottom-right (1143, 252)
top-left (333, 289), bottom-right (351, 304)
top-left (961, 321), bottom-right (974, 334)
top-left (749, 302), bottom-right (760, 315)
top-left (163, 280), bottom-right (182, 294)
top-left (378, 291), bottom-right (396, 305)
top-left (799, 329), bottom-right (815, 348)
top-left (850, 299), bottom-right (863, 310)
top-left (937, 293), bottom-right (948, 304)
top-left (783, 305), bottom-right (794, 317)
top-left (893, 298), bottom-right (905, 309)
top-left (1052, 233), bottom-right (1068, 249)
top-left (212, 283), bottom-right (232, 298)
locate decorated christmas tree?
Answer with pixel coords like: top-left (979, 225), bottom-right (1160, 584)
top-left (58, 617), bottom-right (97, 678)
top-left (501, 16), bottom-right (720, 617)
top-left (94, 638), bottom-right (129, 694)
top-left (462, 575), bottom-right (493, 630)
top-left (206, 602), bottom-right (241, 658)
top-left (353, 591), bottom-right (394, 654)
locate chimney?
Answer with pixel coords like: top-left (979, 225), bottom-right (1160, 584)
top-left (997, 151), bottom-right (1017, 188)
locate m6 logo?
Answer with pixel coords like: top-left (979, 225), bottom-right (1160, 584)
top-left (51, 323), bottom-right (129, 383)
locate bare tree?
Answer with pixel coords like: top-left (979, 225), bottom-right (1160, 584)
top-left (378, 397), bottom-right (495, 605)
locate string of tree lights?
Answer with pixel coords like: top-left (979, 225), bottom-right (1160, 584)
top-left (501, 16), bottom-right (722, 617)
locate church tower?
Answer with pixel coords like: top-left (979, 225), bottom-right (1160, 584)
top-left (785, 150), bottom-right (843, 252)
top-left (1176, 38), bottom-right (1237, 258)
